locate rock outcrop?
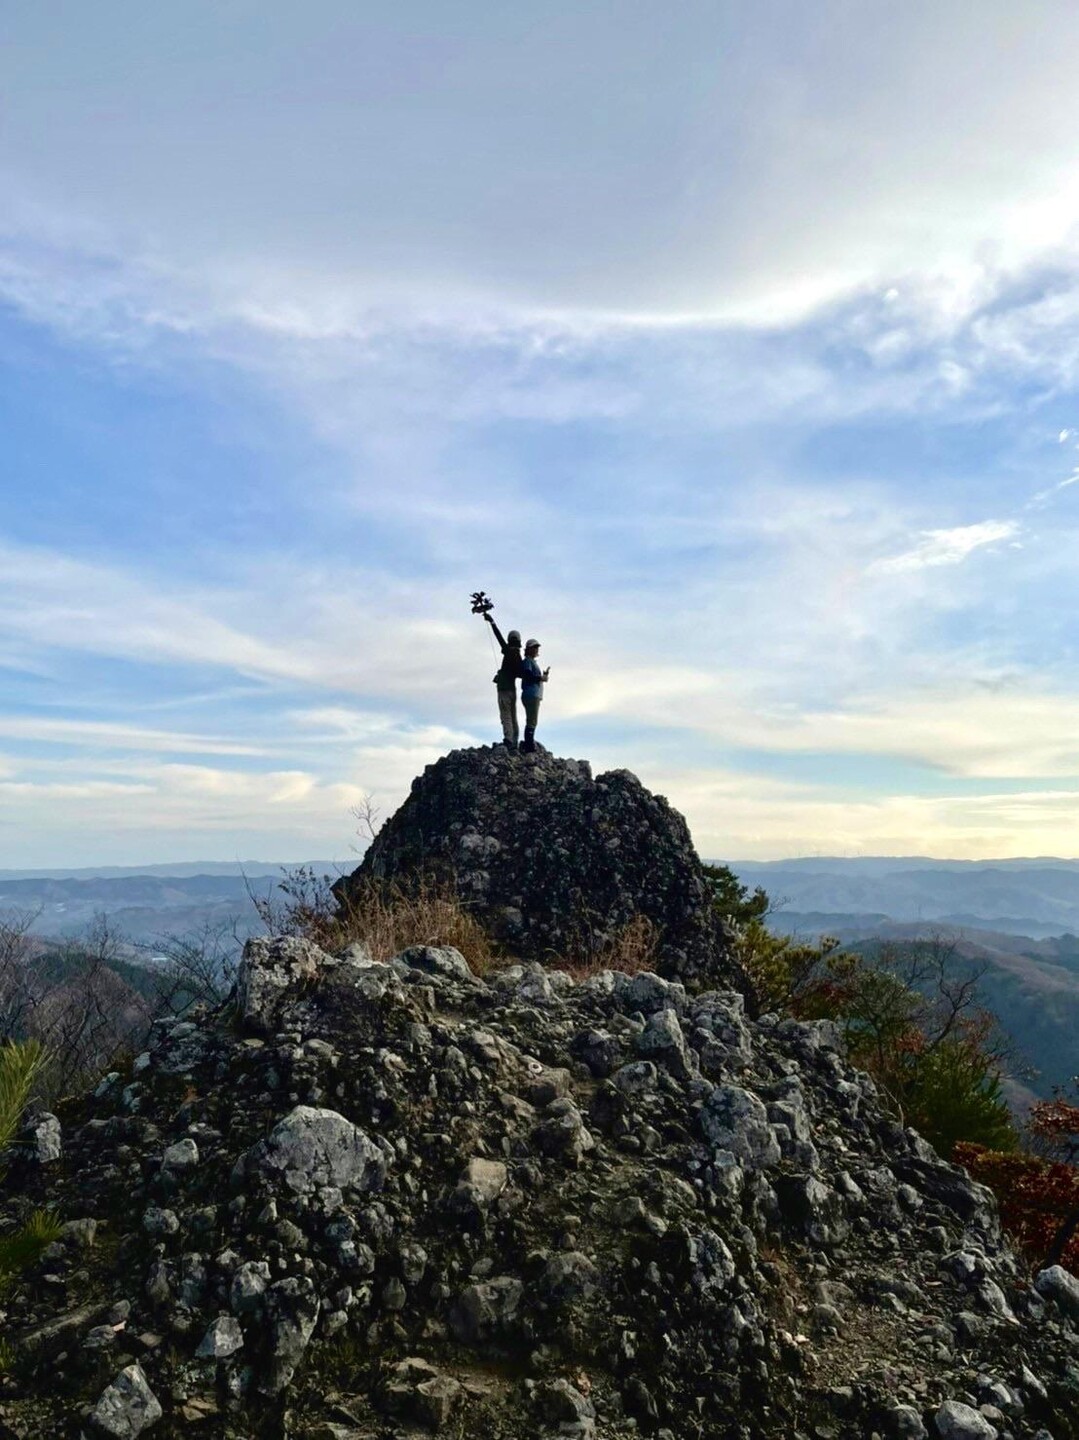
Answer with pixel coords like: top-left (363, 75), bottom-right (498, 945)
top-left (335, 745), bottom-right (738, 988)
top-left (2, 932), bottom-right (1078, 1439)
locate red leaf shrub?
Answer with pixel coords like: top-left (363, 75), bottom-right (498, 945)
top-left (956, 1142), bottom-right (1079, 1271)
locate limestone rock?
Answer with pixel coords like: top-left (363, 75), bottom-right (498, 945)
top-left (451, 1156), bottom-right (508, 1211)
top-left (1035, 1263), bottom-right (1079, 1319)
top-left (262, 1275), bottom-right (320, 1394)
top-left (236, 935), bottom-right (327, 1035)
top-left (161, 1138), bottom-right (198, 1174)
top-left (89, 1364), bottom-right (162, 1439)
top-left (449, 1275), bottom-right (524, 1344)
top-left (20, 1111), bottom-right (62, 1163)
top-left (248, 1105), bottom-right (387, 1196)
top-left (934, 1399), bottom-right (998, 1439)
top-left (195, 1314), bottom-right (243, 1359)
top-left (394, 944), bottom-right (476, 983)
top-left (700, 1083), bottom-right (781, 1168)
top-left (1, 749), bottom-right (1077, 1440)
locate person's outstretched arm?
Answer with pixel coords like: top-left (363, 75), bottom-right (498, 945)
top-left (485, 613), bottom-right (508, 653)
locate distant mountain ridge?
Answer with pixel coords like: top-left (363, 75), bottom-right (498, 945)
top-left (726, 857), bottom-right (1079, 936)
top-left (0, 866), bottom-right (340, 941)
top-left (0, 860), bottom-right (339, 881)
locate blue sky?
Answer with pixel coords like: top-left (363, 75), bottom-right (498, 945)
top-left (5, 1), bottom-right (1079, 865)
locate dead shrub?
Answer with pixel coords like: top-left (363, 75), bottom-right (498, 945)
top-left (254, 866), bottom-right (498, 976)
top-left (552, 913), bottom-right (661, 980)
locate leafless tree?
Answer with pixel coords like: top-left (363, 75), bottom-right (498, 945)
top-left (351, 794), bottom-right (381, 850)
top-left (0, 911), bottom-right (154, 1104)
top-left (144, 919), bottom-right (240, 1016)
top-left (0, 908), bottom-right (43, 1041)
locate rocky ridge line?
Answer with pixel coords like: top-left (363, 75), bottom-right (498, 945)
top-left (2, 932), bottom-right (1077, 1440)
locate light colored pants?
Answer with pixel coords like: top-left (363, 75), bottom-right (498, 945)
top-left (523, 696), bottom-right (541, 732)
top-left (498, 689), bottom-right (519, 744)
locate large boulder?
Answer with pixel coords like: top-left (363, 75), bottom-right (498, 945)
top-left (334, 745), bottom-right (738, 987)
top-left (236, 935), bottom-right (326, 1035)
top-left (247, 1106), bottom-right (388, 1197)
top-left (89, 1365), bottom-right (162, 1439)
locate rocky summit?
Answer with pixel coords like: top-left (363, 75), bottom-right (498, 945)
top-left (1, 934), bottom-right (1078, 1440)
top-left (2, 750), bottom-right (1079, 1440)
top-left (335, 746), bottom-right (736, 989)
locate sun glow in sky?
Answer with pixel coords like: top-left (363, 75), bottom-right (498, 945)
top-left (5, 1), bottom-right (1079, 866)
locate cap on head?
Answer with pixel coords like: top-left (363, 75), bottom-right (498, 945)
top-left (507, 629), bottom-right (522, 646)
top-left (525, 638), bottom-right (540, 651)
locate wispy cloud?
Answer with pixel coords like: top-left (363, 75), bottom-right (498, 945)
top-left (0, 716), bottom-right (269, 757)
top-left (870, 520), bottom-right (1021, 574)
top-left (9, 5), bottom-right (1079, 863)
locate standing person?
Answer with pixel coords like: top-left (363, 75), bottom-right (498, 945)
top-left (520, 638), bottom-right (550, 754)
top-left (484, 612), bottom-right (523, 751)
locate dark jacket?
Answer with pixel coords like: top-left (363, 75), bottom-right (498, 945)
top-left (489, 619), bottom-right (523, 692)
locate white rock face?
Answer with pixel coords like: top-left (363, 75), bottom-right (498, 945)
top-left (262, 1275), bottom-right (320, 1395)
top-left (393, 944), bottom-right (476, 983)
top-left (934, 1399), bottom-right (999, 1439)
top-left (23, 1112), bottom-right (62, 1163)
top-left (195, 1314), bottom-right (244, 1359)
top-left (336, 940), bottom-right (377, 968)
top-left (89, 1364), bottom-right (163, 1439)
top-left (161, 1138), bottom-right (198, 1173)
top-left (454, 1157), bottom-right (508, 1209)
top-left (1035, 1263), bottom-right (1079, 1319)
top-left (700, 1084), bottom-right (781, 1168)
top-left (251, 1106), bottom-right (387, 1196)
top-left (230, 1260), bottom-right (270, 1315)
top-left (236, 935), bottom-right (327, 1035)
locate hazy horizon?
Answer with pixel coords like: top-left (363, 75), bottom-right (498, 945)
top-left (6, 852), bottom-right (1079, 882)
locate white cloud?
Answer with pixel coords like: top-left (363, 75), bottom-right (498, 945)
top-left (9, 6), bottom-right (1079, 863)
top-left (0, 716), bottom-right (269, 756)
top-left (8, 3), bottom-right (1079, 328)
top-left (659, 765), bottom-right (1079, 862)
top-left (870, 521), bottom-right (1020, 574)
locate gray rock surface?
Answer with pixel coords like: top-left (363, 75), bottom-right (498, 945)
top-left (262, 1275), bottom-right (320, 1394)
top-left (194, 1314), bottom-right (243, 1359)
top-left (235, 934), bottom-right (326, 1034)
top-left (700, 1083), bottom-right (782, 1167)
top-left (0, 750), bottom-right (1077, 1440)
top-left (335, 744), bottom-right (741, 987)
top-left (935, 1399), bottom-right (1000, 1439)
top-left (1035, 1263), bottom-right (1079, 1319)
top-left (20, 1112), bottom-right (62, 1164)
top-left (89, 1364), bottom-right (162, 1438)
top-left (248, 1104), bottom-right (387, 1197)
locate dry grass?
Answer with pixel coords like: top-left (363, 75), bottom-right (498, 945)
top-left (260, 867), bottom-right (663, 982)
top-left (551, 913), bottom-right (661, 981)
top-left (258, 866), bottom-right (498, 976)
top-left (338, 876), bottom-right (498, 974)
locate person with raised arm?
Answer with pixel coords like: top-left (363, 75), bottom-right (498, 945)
top-left (483, 611), bottom-right (524, 751)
